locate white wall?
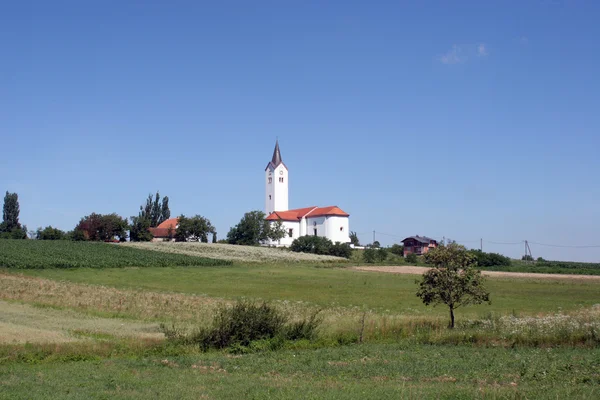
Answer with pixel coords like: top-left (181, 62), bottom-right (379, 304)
top-left (325, 216), bottom-right (351, 244)
top-left (266, 220), bottom-right (299, 247)
top-left (265, 164), bottom-right (289, 215)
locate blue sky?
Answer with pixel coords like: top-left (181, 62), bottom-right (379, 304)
top-left (1, 1), bottom-right (599, 261)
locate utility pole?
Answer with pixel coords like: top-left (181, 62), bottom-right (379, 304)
top-left (373, 230), bottom-right (375, 244)
top-left (480, 238), bottom-right (483, 251)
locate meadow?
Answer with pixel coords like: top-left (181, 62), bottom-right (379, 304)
top-left (1, 241), bottom-right (599, 398)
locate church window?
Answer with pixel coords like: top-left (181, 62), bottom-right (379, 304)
top-left (268, 177), bottom-right (272, 184)
top-left (340, 227), bottom-right (343, 232)
top-left (288, 228), bottom-right (293, 237)
top-left (313, 228), bottom-right (317, 236)
top-left (269, 195), bottom-right (271, 200)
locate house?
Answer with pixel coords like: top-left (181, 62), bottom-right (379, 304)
top-left (148, 218), bottom-right (178, 242)
top-left (401, 235), bottom-right (438, 256)
top-left (264, 141), bottom-right (351, 246)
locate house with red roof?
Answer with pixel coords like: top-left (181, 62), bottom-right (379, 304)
top-left (264, 141), bottom-right (351, 246)
top-left (148, 218), bottom-right (178, 241)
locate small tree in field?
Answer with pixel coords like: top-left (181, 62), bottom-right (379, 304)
top-left (416, 244), bottom-right (490, 328)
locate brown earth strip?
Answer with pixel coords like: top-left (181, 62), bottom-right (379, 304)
top-left (352, 266), bottom-right (600, 281)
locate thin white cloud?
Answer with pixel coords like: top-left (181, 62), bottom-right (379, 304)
top-left (477, 43), bottom-right (488, 56)
top-left (440, 45), bottom-right (466, 64)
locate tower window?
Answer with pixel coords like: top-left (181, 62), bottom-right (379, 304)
top-left (268, 177), bottom-right (272, 184)
top-left (340, 227), bottom-right (343, 232)
top-left (313, 228), bottom-right (318, 236)
top-left (269, 195), bottom-right (271, 200)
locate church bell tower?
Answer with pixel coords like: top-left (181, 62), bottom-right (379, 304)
top-left (265, 140), bottom-right (289, 215)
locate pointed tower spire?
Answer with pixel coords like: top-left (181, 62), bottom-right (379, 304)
top-left (271, 140), bottom-right (283, 167)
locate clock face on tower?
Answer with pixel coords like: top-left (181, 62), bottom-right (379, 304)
top-left (279, 170), bottom-right (284, 175)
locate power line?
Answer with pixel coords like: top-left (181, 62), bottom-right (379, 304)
top-left (528, 241), bottom-right (600, 249)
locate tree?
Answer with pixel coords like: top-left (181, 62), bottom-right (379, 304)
top-left (290, 236), bottom-right (333, 255)
top-left (390, 244), bottom-right (404, 256)
top-left (2, 191), bottom-right (21, 231)
top-left (349, 231), bottom-right (360, 246)
top-left (129, 215), bottom-right (153, 242)
top-left (175, 214), bottom-right (215, 242)
top-left (212, 232), bottom-right (217, 243)
top-left (405, 253), bottom-right (418, 264)
top-left (0, 191), bottom-right (26, 239)
top-left (140, 192), bottom-right (170, 227)
top-left (75, 213), bottom-right (129, 241)
top-left (227, 210), bottom-right (285, 246)
top-left (416, 244), bottom-right (490, 328)
top-left (36, 226), bottom-right (67, 240)
top-left (371, 241), bottom-right (381, 248)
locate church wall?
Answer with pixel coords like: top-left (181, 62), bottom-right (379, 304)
top-left (325, 216), bottom-right (350, 244)
top-left (306, 216), bottom-right (327, 237)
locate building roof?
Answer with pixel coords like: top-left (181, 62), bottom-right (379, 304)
top-left (401, 235), bottom-right (437, 244)
top-left (156, 218), bottom-right (178, 229)
top-left (266, 206), bottom-right (350, 222)
top-left (149, 218), bottom-right (179, 238)
top-left (265, 140), bottom-right (287, 171)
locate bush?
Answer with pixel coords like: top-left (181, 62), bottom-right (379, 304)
top-left (290, 236), bottom-right (352, 258)
top-left (469, 250), bottom-right (511, 267)
top-left (390, 244), bottom-right (404, 256)
top-left (363, 248), bottom-right (377, 263)
top-left (171, 300), bottom-right (322, 351)
top-left (376, 248), bottom-right (388, 262)
top-left (406, 253), bottom-right (418, 264)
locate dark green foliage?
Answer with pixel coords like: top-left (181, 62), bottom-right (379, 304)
top-left (227, 210), bottom-right (285, 245)
top-left (289, 236), bottom-right (351, 258)
top-left (418, 244), bottom-right (490, 328)
top-left (36, 226), bottom-right (67, 240)
top-left (0, 240), bottom-right (232, 269)
top-left (372, 241), bottom-right (381, 248)
top-left (390, 244), bottom-right (404, 256)
top-left (469, 250), bottom-right (511, 267)
top-left (1, 192), bottom-right (26, 239)
top-left (522, 255), bottom-right (534, 261)
top-left (212, 232), bottom-right (217, 243)
top-left (2, 191), bottom-right (21, 232)
top-left (140, 192), bottom-right (170, 227)
top-left (164, 300), bottom-right (322, 351)
top-left (405, 253), bottom-right (418, 264)
top-left (175, 214), bottom-right (215, 242)
top-left (290, 235), bottom-right (333, 254)
top-left (363, 248), bottom-right (377, 263)
top-left (330, 242), bottom-right (352, 258)
top-left (362, 247), bottom-right (388, 263)
top-left (75, 213), bottom-right (129, 241)
top-left (349, 231), bottom-right (360, 246)
top-left (129, 216), bottom-right (153, 242)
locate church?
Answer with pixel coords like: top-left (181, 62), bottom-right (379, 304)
top-left (264, 141), bottom-right (351, 246)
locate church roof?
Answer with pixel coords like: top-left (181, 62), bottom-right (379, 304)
top-left (265, 140), bottom-right (287, 171)
top-left (266, 206), bottom-right (349, 221)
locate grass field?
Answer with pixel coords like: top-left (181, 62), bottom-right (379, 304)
top-left (1, 241), bottom-right (599, 398)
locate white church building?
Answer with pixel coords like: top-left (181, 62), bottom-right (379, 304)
top-left (264, 141), bottom-right (351, 246)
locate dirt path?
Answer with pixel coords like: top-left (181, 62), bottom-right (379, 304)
top-left (352, 266), bottom-right (600, 281)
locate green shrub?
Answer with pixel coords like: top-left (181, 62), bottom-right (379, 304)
top-left (376, 248), bottom-right (388, 262)
top-left (406, 253), bottom-right (418, 264)
top-left (166, 300), bottom-right (322, 351)
top-left (363, 248), bottom-right (377, 263)
top-left (469, 250), bottom-right (511, 267)
top-left (390, 244), bottom-right (404, 256)
top-left (290, 236), bottom-right (352, 258)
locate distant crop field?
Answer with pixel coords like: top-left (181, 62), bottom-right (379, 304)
top-left (123, 241), bottom-right (347, 263)
top-left (0, 240), bottom-right (231, 269)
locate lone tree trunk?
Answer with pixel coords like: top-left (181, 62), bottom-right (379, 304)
top-left (449, 307), bottom-right (455, 329)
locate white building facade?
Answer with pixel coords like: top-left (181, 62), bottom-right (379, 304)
top-left (264, 141), bottom-right (351, 246)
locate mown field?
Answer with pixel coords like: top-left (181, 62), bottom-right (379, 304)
top-left (1, 240), bottom-right (599, 398)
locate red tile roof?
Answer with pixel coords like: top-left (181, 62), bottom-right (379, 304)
top-left (266, 206), bottom-right (349, 221)
top-left (149, 218), bottom-right (179, 238)
top-left (156, 218), bottom-right (178, 229)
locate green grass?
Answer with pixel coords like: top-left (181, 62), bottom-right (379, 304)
top-left (16, 265), bottom-right (600, 316)
top-left (1, 343), bottom-right (598, 399)
top-left (0, 240), bottom-right (231, 269)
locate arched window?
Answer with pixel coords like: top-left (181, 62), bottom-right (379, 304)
top-left (269, 195), bottom-right (271, 200)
